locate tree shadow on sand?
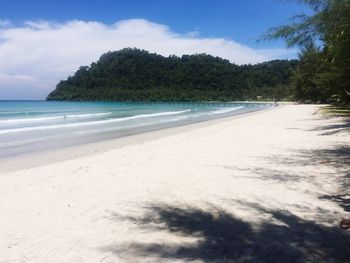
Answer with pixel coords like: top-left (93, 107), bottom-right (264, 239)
top-left (247, 146), bottom-right (350, 215)
top-left (309, 108), bottom-right (350, 136)
top-left (320, 194), bottom-right (350, 212)
top-left (211, 146), bottom-right (349, 194)
top-left (260, 146), bottom-right (350, 192)
top-left (309, 121), bottom-right (350, 136)
top-left (103, 203), bottom-right (350, 263)
top-left (213, 165), bottom-right (317, 184)
top-left (261, 146), bottom-right (350, 171)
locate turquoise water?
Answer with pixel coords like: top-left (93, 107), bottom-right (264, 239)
top-left (0, 101), bottom-right (273, 157)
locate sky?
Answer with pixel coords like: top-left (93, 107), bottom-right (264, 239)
top-left (0, 0), bottom-right (310, 100)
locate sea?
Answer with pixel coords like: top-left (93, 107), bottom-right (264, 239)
top-left (0, 101), bottom-right (274, 158)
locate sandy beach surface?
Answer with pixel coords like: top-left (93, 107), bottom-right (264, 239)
top-left (0, 105), bottom-right (349, 263)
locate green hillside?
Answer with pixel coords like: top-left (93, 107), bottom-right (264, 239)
top-left (47, 48), bottom-right (298, 102)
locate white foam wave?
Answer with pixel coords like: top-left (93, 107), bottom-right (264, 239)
top-left (65, 112), bottom-right (112, 118)
top-left (210, 106), bottom-right (243, 114)
top-left (69, 115), bottom-right (191, 136)
top-left (0, 109), bottom-right (190, 135)
top-left (0, 112), bottom-right (112, 124)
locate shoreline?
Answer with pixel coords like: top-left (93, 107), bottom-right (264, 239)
top-left (0, 106), bottom-right (273, 173)
top-left (1, 104), bottom-right (349, 262)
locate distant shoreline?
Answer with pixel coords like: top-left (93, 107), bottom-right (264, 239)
top-left (0, 99), bottom-right (295, 103)
top-left (0, 105), bottom-right (273, 173)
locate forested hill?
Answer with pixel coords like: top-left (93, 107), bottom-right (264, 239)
top-left (47, 48), bottom-right (298, 102)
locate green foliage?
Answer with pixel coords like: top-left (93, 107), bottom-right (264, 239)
top-left (47, 48), bottom-right (298, 102)
top-left (263, 0), bottom-right (350, 104)
top-left (291, 44), bottom-right (332, 102)
top-left (324, 0), bottom-right (350, 103)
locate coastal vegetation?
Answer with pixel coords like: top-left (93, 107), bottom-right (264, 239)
top-left (47, 49), bottom-right (297, 102)
top-left (264, 0), bottom-right (350, 104)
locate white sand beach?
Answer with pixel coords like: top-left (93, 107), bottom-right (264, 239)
top-left (0, 105), bottom-right (349, 262)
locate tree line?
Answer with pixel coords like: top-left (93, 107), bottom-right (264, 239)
top-left (47, 48), bottom-right (297, 102)
top-left (264, 0), bottom-right (350, 104)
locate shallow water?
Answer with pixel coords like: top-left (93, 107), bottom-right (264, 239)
top-left (0, 101), bottom-right (273, 157)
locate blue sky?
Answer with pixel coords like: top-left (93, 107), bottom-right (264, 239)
top-left (0, 0), bottom-right (308, 48)
top-left (0, 0), bottom-right (310, 99)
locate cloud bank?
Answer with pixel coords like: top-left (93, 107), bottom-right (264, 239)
top-left (0, 19), bottom-right (295, 99)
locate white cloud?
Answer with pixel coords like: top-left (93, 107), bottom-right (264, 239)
top-left (0, 19), bottom-right (296, 100)
top-left (0, 20), bottom-right (11, 28)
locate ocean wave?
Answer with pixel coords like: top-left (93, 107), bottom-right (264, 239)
top-left (0, 112), bottom-right (113, 124)
top-left (0, 109), bottom-right (191, 135)
top-left (210, 106), bottom-right (243, 114)
top-left (62, 114), bottom-right (192, 136)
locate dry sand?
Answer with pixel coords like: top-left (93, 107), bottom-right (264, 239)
top-left (0, 105), bottom-right (349, 263)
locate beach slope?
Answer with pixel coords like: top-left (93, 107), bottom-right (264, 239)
top-left (1, 105), bottom-right (349, 262)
